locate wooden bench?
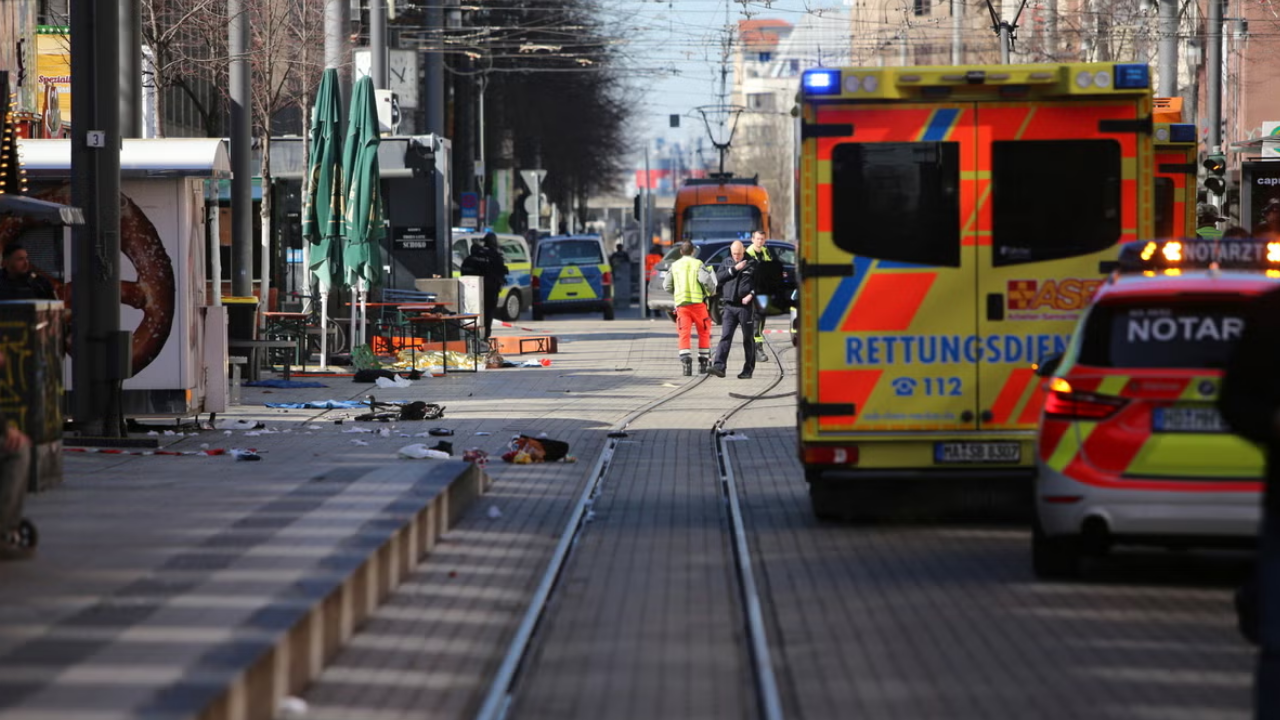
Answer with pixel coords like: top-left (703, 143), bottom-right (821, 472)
top-left (228, 339), bottom-right (297, 382)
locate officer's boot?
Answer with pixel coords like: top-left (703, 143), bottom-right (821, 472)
top-left (698, 357), bottom-right (709, 374)
top-left (756, 342), bottom-right (769, 362)
top-left (681, 356), bottom-right (693, 376)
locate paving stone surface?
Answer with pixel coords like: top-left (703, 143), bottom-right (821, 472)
top-left (0, 309), bottom-right (1258, 720)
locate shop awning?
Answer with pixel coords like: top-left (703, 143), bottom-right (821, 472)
top-left (0, 194), bottom-right (84, 225)
top-left (15, 138), bottom-right (233, 179)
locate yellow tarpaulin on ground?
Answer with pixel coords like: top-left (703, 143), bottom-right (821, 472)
top-left (387, 349), bottom-right (478, 372)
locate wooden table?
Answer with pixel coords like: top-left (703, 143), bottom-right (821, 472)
top-left (261, 311), bottom-right (310, 368)
top-left (228, 339), bottom-right (300, 382)
top-left (365, 303), bottom-right (451, 354)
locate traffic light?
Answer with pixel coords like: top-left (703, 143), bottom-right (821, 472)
top-left (1204, 153), bottom-right (1227, 196)
top-left (0, 71), bottom-right (24, 196)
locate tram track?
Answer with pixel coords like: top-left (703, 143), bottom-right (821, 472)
top-left (474, 340), bottom-right (792, 720)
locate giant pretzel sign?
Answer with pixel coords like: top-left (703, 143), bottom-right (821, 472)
top-left (0, 183), bottom-right (176, 375)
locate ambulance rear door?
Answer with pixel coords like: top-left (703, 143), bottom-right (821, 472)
top-left (1153, 123), bottom-right (1197, 238)
top-left (807, 103), bottom-right (981, 435)
top-left (973, 98), bottom-right (1150, 432)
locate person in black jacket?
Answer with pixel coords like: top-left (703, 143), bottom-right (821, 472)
top-left (707, 240), bottom-right (757, 379)
top-left (0, 244), bottom-right (57, 301)
top-left (1219, 285), bottom-right (1280, 718)
top-left (461, 233), bottom-right (508, 338)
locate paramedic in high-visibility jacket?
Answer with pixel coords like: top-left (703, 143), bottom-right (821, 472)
top-left (708, 240), bottom-right (757, 380)
top-left (661, 241), bottom-right (712, 376)
top-left (745, 230), bottom-right (777, 363)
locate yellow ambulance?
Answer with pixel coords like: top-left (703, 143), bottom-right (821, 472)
top-left (795, 62), bottom-right (1156, 520)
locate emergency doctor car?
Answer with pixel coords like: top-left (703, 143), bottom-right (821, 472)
top-left (1031, 238), bottom-right (1275, 578)
top-left (795, 61), bottom-right (1156, 520)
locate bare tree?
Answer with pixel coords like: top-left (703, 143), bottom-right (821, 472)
top-left (141, 0), bottom-right (226, 137)
top-left (143, 0), bottom-right (326, 304)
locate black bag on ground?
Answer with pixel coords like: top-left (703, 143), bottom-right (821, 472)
top-left (520, 434), bottom-right (569, 462)
top-left (353, 368), bottom-right (397, 383)
top-left (399, 402), bottom-right (445, 421)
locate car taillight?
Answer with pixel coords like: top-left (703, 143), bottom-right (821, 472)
top-left (531, 276), bottom-right (541, 291)
top-left (1043, 378), bottom-right (1127, 420)
top-left (602, 270), bottom-right (612, 285)
top-left (802, 446), bottom-right (859, 465)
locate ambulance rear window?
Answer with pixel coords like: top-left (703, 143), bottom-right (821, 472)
top-left (830, 142), bottom-right (961, 267)
top-left (1078, 299), bottom-right (1248, 369)
top-left (991, 140), bottom-right (1121, 266)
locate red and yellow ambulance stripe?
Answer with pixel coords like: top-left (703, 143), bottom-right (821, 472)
top-left (1039, 372), bottom-right (1263, 492)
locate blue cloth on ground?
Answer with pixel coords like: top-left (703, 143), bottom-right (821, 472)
top-left (264, 399), bottom-right (367, 409)
top-left (244, 379), bottom-right (329, 389)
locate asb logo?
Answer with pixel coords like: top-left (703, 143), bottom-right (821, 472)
top-left (1006, 278), bottom-right (1103, 311)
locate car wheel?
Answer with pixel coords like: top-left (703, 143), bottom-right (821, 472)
top-left (501, 291), bottom-right (522, 322)
top-left (708, 297), bottom-right (722, 325)
top-left (532, 306), bottom-right (545, 321)
top-left (603, 303), bottom-right (615, 321)
top-left (1031, 512), bottom-right (1082, 579)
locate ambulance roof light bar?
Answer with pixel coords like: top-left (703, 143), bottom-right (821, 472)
top-left (802, 63), bottom-right (1149, 100)
top-left (1110, 238), bottom-right (1280, 274)
top-left (801, 69), bottom-right (841, 96)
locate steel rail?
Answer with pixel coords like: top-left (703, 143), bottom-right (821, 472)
top-left (475, 336), bottom-right (792, 720)
top-left (473, 372), bottom-right (711, 720)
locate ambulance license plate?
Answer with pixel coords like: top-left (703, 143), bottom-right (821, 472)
top-left (1152, 407), bottom-right (1230, 433)
top-left (934, 442), bottom-right (1021, 464)
top-left (560, 277), bottom-right (583, 284)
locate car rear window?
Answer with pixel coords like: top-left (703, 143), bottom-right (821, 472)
top-left (1078, 299), bottom-right (1248, 369)
top-left (538, 240), bottom-right (603, 266)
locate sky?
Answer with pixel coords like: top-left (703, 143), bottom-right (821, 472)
top-left (604, 0), bottom-right (838, 144)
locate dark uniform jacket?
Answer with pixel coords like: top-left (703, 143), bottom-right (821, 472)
top-left (715, 255), bottom-right (756, 305)
top-left (0, 273), bottom-right (55, 301)
top-left (1219, 285), bottom-right (1280, 514)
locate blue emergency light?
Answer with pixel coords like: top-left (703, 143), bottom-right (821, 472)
top-left (1169, 123), bottom-right (1196, 143)
top-left (802, 69), bottom-right (841, 96)
top-left (1113, 63), bottom-right (1150, 89)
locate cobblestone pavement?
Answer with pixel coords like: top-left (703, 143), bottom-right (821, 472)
top-left (729, 345), bottom-right (1255, 720)
top-left (0, 308), bottom-right (1258, 720)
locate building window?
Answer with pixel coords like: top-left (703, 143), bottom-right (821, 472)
top-left (758, 51), bottom-right (772, 62)
top-left (913, 0), bottom-right (928, 15)
top-left (748, 93), bottom-right (774, 112)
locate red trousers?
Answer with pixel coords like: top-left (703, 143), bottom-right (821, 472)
top-left (676, 303), bottom-right (712, 353)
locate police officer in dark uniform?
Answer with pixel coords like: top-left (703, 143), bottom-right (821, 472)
top-left (707, 240), bottom-right (757, 379)
top-left (0, 244), bottom-right (56, 301)
top-left (461, 233), bottom-right (508, 339)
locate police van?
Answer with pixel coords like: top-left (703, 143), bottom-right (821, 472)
top-left (795, 62), bottom-right (1156, 519)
